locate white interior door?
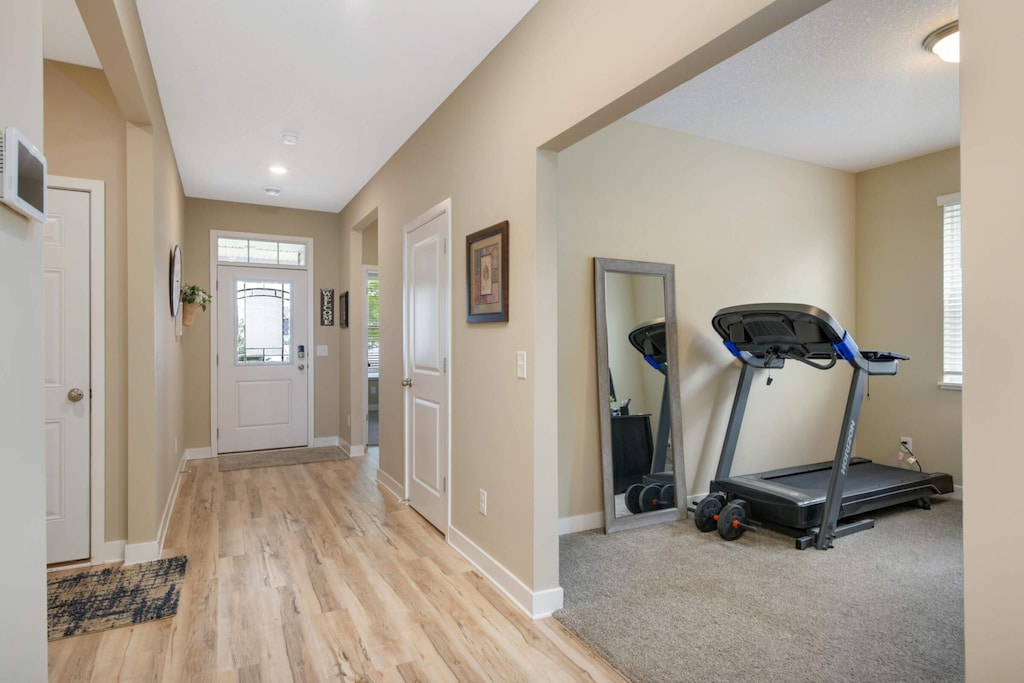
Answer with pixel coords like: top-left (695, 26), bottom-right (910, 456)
top-left (217, 265), bottom-right (309, 453)
top-left (45, 188), bottom-right (91, 563)
top-left (404, 207), bottom-right (450, 532)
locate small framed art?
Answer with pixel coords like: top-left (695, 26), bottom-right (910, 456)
top-left (466, 220), bottom-right (509, 323)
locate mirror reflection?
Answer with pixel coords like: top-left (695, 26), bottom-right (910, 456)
top-left (596, 259), bottom-right (685, 532)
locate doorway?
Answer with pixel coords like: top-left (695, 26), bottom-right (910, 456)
top-left (45, 177), bottom-right (105, 566)
top-left (403, 200), bottom-right (451, 533)
top-left (365, 268), bottom-right (380, 449)
top-left (210, 232), bottom-right (314, 454)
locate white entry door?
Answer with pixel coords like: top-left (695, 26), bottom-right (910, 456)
top-left (45, 188), bottom-right (91, 563)
top-left (217, 265), bottom-right (309, 453)
top-left (404, 206), bottom-right (450, 532)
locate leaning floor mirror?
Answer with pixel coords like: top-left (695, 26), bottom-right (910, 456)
top-left (594, 257), bottom-right (686, 533)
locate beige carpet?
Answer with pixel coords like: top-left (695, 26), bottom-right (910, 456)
top-left (48, 556), bottom-right (188, 640)
top-left (557, 498), bottom-right (964, 683)
top-left (218, 445), bottom-right (349, 472)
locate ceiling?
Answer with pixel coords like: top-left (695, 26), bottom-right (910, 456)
top-left (629, 0), bottom-right (960, 173)
top-left (44, 0), bottom-right (958, 213)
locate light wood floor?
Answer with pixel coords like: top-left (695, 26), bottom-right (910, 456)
top-left (48, 453), bottom-right (626, 682)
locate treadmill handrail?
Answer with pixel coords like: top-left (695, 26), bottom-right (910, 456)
top-left (714, 303), bottom-right (907, 376)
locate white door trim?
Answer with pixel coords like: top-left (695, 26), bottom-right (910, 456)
top-left (208, 230), bottom-right (315, 455)
top-left (402, 198), bottom-right (452, 535)
top-left (47, 175), bottom-right (105, 565)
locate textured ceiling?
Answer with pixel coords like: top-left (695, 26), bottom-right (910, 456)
top-left (629, 0), bottom-right (960, 173)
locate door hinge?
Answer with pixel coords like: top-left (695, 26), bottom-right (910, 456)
top-left (443, 476), bottom-right (447, 493)
top-left (443, 237), bottom-right (447, 254)
top-left (216, 428), bottom-right (219, 440)
top-left (216, 353), bottom-right (219, 366)
top-left (443, 357), bottom-right (447, 374)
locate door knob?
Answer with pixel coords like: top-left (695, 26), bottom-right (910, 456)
top-left (401, 378), bottom-right (413, 387)
top-left (68, 388), bottom-right (85, 403)
top-left (298, 364), bottom-right (305, 371)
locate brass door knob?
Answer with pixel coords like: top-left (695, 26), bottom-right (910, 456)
top-left (401, 378), bottom-right (413, 387)
top-left (68, 388), bottom-right (85, 403)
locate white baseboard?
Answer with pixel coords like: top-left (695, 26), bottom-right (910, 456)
top-left (185, 446), bottom-right (213, 460)
top-left (338, 436), bottom-right (366, 457)
top-left (313, 436), bottom-right (340, 447)
top-left (448, 526), bottom-right (564, 619)
top-left (558, 511), bottom-right (604, 535)
top-left (104, 540), bottom-right (126, 563)
top-left (376, 468), bottom-right (404, 500)
top-left (124, 450), bottom-right (188, 566)
top-left (124, 541), bottom-right (160, 565)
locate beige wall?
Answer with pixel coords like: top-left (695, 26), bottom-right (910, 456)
top-left (362, 222), bottom-right (378, 265)
top-left (0, 0), bottom-right (47, 674)
top-left (336, 0), bottom-right (824, 591)
top-left (44, 60), bottom-right (130, 540)
top-left (855, 147), bottom-right (961, 483)
top-left (960, 1), bottom-right (1024, 676)
top-left (47, 0), bottom-right (186, 548)
top-left (557, 119), bottom-right (856, 519)
top-left (183, 198), bottom-right (342, 448)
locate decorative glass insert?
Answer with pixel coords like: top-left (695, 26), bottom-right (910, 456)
top-left (236, 280), bottom-right (292, 363)
top-left (218, 237), bottom-right (306, 267)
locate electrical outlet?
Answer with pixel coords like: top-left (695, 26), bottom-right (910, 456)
top-left (900, 436), bottom-right (912, 453)
top-left (479, 489), bottom-right (488, 516)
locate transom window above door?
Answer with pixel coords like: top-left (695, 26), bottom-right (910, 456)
top-left (217, 237), bottom-right (306, 266)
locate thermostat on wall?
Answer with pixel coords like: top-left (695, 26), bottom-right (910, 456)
top-left (0, 126), bottom-right (47, 223)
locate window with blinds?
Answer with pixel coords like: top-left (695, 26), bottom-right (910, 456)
top-left (367, 274), bottom-right (380, 377)
top-left (940, 193), bottom-right (962, 387)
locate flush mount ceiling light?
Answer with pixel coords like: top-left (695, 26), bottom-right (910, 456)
top-left (264, 186), bottom-right (283, 197)
top-left (924, 20), bottom-right (959, 63)
top-left (281, 131), bottom-right (300, 145)
top-left (269, 165), bottom-right (288, 175)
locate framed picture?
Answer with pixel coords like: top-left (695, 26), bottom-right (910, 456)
top-left (466, 220), bottom-right (509, 323)
top-left (320, 288), bottom-right (334, 326)
top-left (339, 291), bottom-right (349, 328)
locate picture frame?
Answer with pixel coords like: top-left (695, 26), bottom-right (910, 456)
top-left (320, 288), bottom-right (335, 326)
top-left (339, 291), bottom-right (349, 328)
top-left (466, 220), bottom-right (509, 323)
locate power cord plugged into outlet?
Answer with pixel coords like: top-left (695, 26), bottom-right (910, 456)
top-left (898, 438), bottom-right (922, 471)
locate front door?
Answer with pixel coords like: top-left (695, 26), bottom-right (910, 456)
top-left (404, 205), bottom-right (450, 532)
top-left (217, 265), bottom-right (309, 453)
top-left (45, 188), bottom-right (91, 563)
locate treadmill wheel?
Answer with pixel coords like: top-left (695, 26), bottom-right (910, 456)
top-left (639, 484), bottom-right (663, 512)
top-left (717, 501), bottom-right (749, 541)
top-left (661, 484), bottom-right (676, 507)
top-left (694, 495), bottom-right (723, 532)
top-left (624, 484), bottom-right (644, 514)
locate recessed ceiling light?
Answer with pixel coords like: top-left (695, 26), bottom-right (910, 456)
top-left (264, 186), bottom-right (283, 197)
top-left (269, 165), bottom-right (288, 175)
top-left (924, 21), bottom-right (959, 63)
top-left (281, 131), bottom-right (300, 146)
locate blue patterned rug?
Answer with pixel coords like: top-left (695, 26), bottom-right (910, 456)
top-left (47, 555), bottom-right (188, 640)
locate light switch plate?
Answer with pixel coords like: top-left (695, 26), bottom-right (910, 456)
top-left (516, 351), bottom-right (527, 379)
top-left (316, 345), bottom-right (328, 357)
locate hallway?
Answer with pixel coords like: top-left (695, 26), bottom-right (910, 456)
top-left (48, 452), bottom-right (623, 681)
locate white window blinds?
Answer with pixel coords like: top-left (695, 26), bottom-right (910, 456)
top-left (940, 193), bottom-right (962, 386)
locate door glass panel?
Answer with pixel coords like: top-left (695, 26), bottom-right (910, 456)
top-left (218, 238), bottom-right (250, 262)
top-left (236, 279), bottom-right (292, 363)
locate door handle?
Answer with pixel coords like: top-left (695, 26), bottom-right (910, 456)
top-left (401, 378), bottom-right (413, 387)
top-left (68, 388), bottom-right (85, 403)
top-left (298, 364), bottom-right (305, 371)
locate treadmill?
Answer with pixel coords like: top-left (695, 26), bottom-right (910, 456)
top-left (694, 303), bottom-right (954, 550)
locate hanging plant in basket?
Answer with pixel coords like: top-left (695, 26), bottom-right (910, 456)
top-left (180, 283), bottom-right (212, 327)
